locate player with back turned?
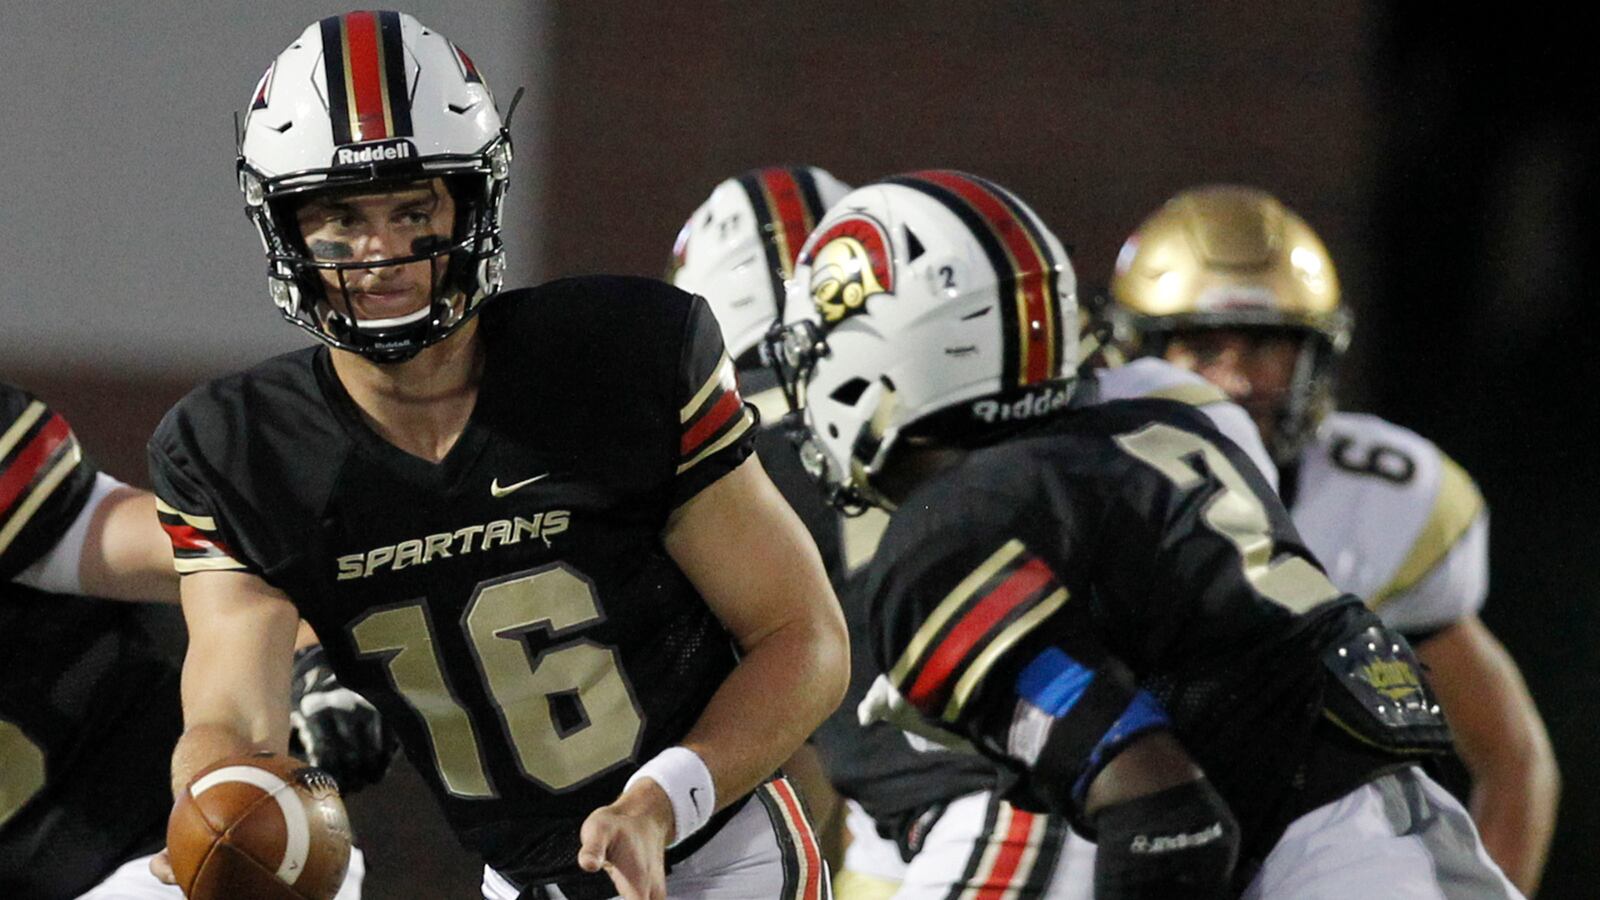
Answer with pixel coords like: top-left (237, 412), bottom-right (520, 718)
top-left (669, 166), bottom-right (1284, 900)
top-left (146, 11), bottom-right (845, 900)
top-left (669, 168), bottom-right (1278, 898)
top-left (766, 170), bottom-right (1522, 898)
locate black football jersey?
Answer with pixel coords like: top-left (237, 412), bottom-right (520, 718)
top-left (862, 398), bottom-right (1441, 864)
top-left (148, 278), bottom-right (760, 886)
top-left (1, 384), bottom-right (183, 898)
top-left (810, 368), bottom-right (1242, 851)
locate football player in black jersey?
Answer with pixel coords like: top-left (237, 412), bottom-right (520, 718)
top-left (665, 170), bottom-right (1279, 899)
top-left (148, 13), bottom-right (846, 900)
top-left (0, 384), bottom-right (372, 899)
top-left (765, 172), bottom-right (1521, 898)
top-left (0, 382), bottom-right (181, 898)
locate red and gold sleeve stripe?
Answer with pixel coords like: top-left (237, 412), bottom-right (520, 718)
top-left (947, 798), bottom-right (1070, 899)
top-left (155, 498), bottom-right (248, 574)
top-left (678, 352), bottom-right (755, 475)
top-left (320, 10), bottom-right (413, 145)
top-left (757, 778), bottom-right (827, 900)
top-left (886, 171), bottom-right (1066, 389)
top-left (888, 539), bottom-right (1070, 724)
top-left (0, 401), bottom-right (86, 558)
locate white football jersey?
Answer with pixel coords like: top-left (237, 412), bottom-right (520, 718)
top-left (1290, 411), bottom-right (1488, 633)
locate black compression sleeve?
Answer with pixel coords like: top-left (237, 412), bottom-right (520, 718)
top-left (1091, 778), bottom-right (1240, 900)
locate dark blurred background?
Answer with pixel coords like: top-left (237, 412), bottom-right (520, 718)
top-left (7, 3), bottom-right (1594, 897)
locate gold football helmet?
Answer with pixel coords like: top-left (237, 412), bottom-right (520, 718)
top-left (1109, 185), bottom-right (1352, 464)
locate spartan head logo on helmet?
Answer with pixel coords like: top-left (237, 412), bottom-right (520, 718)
top-left (803, 214), bottom-right (895, 325)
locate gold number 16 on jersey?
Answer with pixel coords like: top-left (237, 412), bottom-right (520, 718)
top-left (350, 564), bottom-right (645, 797)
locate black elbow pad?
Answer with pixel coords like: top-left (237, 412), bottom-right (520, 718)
top-left (1091, 778), bottom-right (1240, 900)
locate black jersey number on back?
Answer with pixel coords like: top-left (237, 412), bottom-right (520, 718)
top-left (1114, 423), bottom-right (1340, 614)
top-left (0, 719), bottom-right (46, 826)
top-left (1328, 435), bottom-right (1417, 485)
top-left (351, 563), bottom-right (645, 798)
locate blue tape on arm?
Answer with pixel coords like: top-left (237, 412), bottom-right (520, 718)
top-left (1071, 690), bottom-right (1171, 803)
top-left (1015, 647), bottom-right (1096, 715)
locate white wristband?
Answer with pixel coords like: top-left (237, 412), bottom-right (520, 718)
top-left (623, 746), bottom-right (715, 848)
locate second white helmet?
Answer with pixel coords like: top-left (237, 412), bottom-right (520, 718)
top-left (768, 170), bottom-right (1078, 511)
top-left (669, 166), bottom-right (852, 366)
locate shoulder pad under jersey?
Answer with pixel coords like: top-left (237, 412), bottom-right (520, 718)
top-left (1292, 412), bottom-right (1486, 630)
top-left (1093, 359), bottom-right (1277, 491)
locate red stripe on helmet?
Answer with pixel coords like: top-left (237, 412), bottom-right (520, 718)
top-left (912, 171), bottom-right (1055, 385)
top-left (758, 168), bottom-right (813, 279)
top-left (455, 45), bottom-right (484, 83)
top-left (343, 11), bottom-right (389, 141)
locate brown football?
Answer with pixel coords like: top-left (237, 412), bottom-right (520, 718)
top-left (167, 752), bottom-right (352, 900)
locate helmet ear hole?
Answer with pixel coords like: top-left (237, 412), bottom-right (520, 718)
top-left (830, 378), bottom-right (871, 406)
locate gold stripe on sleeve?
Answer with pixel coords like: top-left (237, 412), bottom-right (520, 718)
top-left (0, 401), bottom-right (46, 462)
top-left (1368, 454), bottom-right (1484, 610)
top-left (173, 555), bottom-right (250, 574)
top-left (680, 354), bottom-right (734, 423)
top-left (674, 407), bottom-right (755, 475)
top-left (888, 539), bottom-right (1026, 690)
top-left (0, 438), bottom-right (82, 556)
top-left (942, 587), bottom-right (1069, 722)
top-left (940, 586), bottom-right (1068, 717)
top-left (154, 497), bottom-right (219, 532)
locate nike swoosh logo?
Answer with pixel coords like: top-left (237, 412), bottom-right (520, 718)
top-left (689, 787), bottom-right (702, 814)
top-left (490, 473), bottom-right (550, 497)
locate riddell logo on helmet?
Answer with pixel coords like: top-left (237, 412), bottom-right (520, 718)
top-left (332, 139), bottom-right (417, 167)
top-left (971, 384), bottom-right (1071, 424)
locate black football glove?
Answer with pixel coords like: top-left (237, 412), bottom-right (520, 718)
top-left (288, 644), bottom-right (398, 794)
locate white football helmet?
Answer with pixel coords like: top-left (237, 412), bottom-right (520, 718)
top-left (668, 166), bottom-right (852, 367)
top-left (237, 10), bottom-right (515, 362)
top-left (766, 170), bottom-right (1078, 511)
